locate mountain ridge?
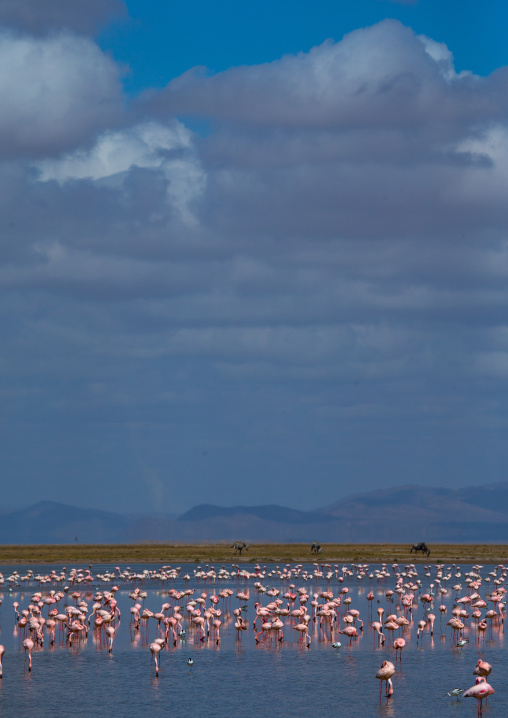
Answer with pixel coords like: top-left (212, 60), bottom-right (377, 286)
top-left (0, 482), bottom-right (507, 544)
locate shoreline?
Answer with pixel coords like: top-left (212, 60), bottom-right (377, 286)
top-left (0, 542), bottom-right (507, 565)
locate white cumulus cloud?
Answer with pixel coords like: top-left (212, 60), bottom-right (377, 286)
top-left (37, 122), bottom-right (206, 223)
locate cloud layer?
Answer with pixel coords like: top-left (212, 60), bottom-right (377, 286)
top-left (0, 30), bottom-right (124, 157)
top-left (0, 0), bottom-right (126, 34)
top-left (1, 19), bottom-right (508, 512)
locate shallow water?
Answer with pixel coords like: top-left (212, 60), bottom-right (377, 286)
top-left (0, 562), bottom-right (505, 717)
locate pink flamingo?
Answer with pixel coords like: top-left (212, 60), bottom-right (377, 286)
top-left (253, 604), bottom-right (271, 629)
top-left (292, 622), bottom-right (310, 647)
top-left (427, 613), bottom-right (436, 636)
top-left (164, 615), bottom-right (178, 644)
top-left (255, 620), bottom-right (273, 644)
top-left (416, 620), bottom-right (426, 644)
top-left (235, 616), bottom-right (247, 641)
top-left (384, 620), bottom-right (398, 644)
top-left (149, 641), bottom-right (161, 676)
top-left (348, 609), bottom-right (363, 631)
top-left (67, 620), bottom-right (86, 644)
top-left (212, 618), bottom-right (221, 644)
top-left (338, 625), bottom-right (357, 646)
top-left (463, 677), bottom-right (495, 716)
top-left (271, 617), bottom-right (284, 643)
top-left (45, 618), bottom-right (56, 645)
top-left (106, 626), bottom-right (115, 652)
top-left (473, 659), bottom-right (492, 677)
top-left (376, 660), bottom-right (395, 699)
top-left (371, 621), bottom-right (385, 645)
top-left (191, 615), bottom-right (206, 642)
top-left (477, 620), bottom-right (487, 644)
top-left (366, 591), bottom-right (375, 617)
top-left (22, 637), bottom-right (34, 672)
top-left (393, 637), bottom-right (405, 662)
top-left (0, 645), bottom-right (4, 678)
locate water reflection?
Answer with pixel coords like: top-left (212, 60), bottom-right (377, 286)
top-left (0, 562), bottom-right (506, 717)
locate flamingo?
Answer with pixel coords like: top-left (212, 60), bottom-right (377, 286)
top-left (427, 613), bottom-right (436, 636)
top-left (45, 618), bottom-right (56, 645)
top-left (0, 645), bottom-right (4, 678)
top-left (463, 677), bottom-right (495, 716)
top-left (473, 659), bottom-right (492, 677)
top-left (22, 638), bottom-right (34, 672)
top-left (292, 622), bottom-right (310, 647)
top-left (212, 618), bottom-right (222, 644)
top-left (371, 621), bottom-right (385, 645)
top-left (338, 625), bottom-right (357, 646)
top-left (393, 637), bottom-right (405, 661)
top-left (106, 626), bottom-right (115, 652)
top-left (477, 620), bottom-right (487, 643)
top-left (416, 620), bottom-right (427, 644)
top-left (348, 609), bottom-right (363, 630)
top-left (235, 616), bottom-right (247, 640)
top-left (149, 642), bottom-right (161, 676)
top-left (376, 660), bottom-right (395, 699)
top-left (255, 620), bottom-right (273, 643)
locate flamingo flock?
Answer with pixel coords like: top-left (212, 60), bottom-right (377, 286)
top-left (0, 559), bottom-right (505, 714)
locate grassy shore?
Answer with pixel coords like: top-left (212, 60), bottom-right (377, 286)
top-left (0, 543), bottom-right (508, 565)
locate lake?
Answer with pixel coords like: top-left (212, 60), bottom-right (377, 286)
top-left (0, 561), bottom-right (504, 717)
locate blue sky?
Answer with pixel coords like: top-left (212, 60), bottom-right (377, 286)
top-left (99, 0), bottom-right (508, 92)
top-left (1, 0), bottom-right (508, 516)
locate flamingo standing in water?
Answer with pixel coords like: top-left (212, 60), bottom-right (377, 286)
top-left (235, 616), bottom-right (247, 641)
top-left (473, 659), bottom-right (492, 678)
top-left (0, 645), bottom-right (4, 678)
top-left (416, 620), bottom-right (427, 644)
top-left (292, 622), bottom-right (310, 647)
top-left (376, 660), bottom-right (395, 699)
top-left (427, 613), bottom-right (436, 636)
top-left (348, 609), bottom-right (363, 631)
top-left (106, 626), bottom-right (115, 652)
top-left (463, 676), bottom-right (495, 716)
top-left (393, 637), bottom-right (405, 662)
top-left (22, 638), bottom-right (34, 672)
top-left (371, 621), bottom-right (385, 645)
top-left (149, 641), bottom-right (161, 676)
top-left (338, 625), bottom-right (357, 646)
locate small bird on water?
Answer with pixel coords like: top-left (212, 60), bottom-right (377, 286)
top-left (446, 688), bottom-right (464, 701)
top-left (332, 642), bottom-right (342, 651)
top-left (187, 658), bottom-right (194, 667)
top-left (456, 639), bottom-right (469, 648)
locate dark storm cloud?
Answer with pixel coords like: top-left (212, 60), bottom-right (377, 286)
top-left (2, 19), bottom-right (508, 511)
top-left (0, 0), bottom-right (126, 34)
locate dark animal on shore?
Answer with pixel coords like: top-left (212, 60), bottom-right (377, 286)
top-left (311, 542), bottom-right (322, 555)
top-left (232, 542), bottom-right (249, 555)
top-left (410, 542), bottom-right (430, 557)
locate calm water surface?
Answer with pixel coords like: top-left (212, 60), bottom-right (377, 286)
top-left (0, 562), bottom-right (505, 717)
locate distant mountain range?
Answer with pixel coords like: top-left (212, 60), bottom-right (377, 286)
top-left (1, 482), bottom-right (507, 544)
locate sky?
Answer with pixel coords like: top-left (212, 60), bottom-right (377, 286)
top-left (1, 0), bottom-right (508, 515)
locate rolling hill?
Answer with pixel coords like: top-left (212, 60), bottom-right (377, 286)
top-left (0, 483), bottom-right (507, 544)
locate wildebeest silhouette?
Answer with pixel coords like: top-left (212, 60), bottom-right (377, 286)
top-left (410, 542), bottom-right (430, 557)
top-left (232, 541), bottom-right (249, 555)
top-left (311, 541), bottom-right (322, 554)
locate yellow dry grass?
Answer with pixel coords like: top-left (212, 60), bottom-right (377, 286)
top-left (0, 543), bottom-right (507, 565)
